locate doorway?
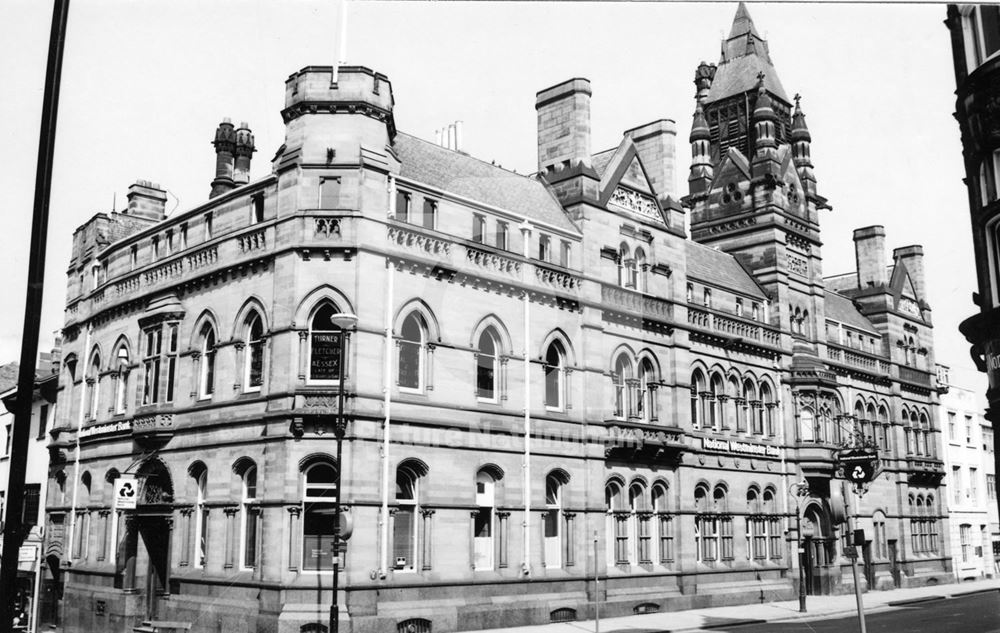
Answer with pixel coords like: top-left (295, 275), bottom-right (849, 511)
top-left (862, 540), bottom-right (874, 589)
top-left (138, 517), bottom-right (171, 620)
top-left (888, 540), bottom-right (901, 588)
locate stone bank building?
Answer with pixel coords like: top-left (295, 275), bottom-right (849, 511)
top-left (45, 5), bottom-right (951, 633)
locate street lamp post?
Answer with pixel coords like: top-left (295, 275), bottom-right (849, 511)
top-left (329, 313), bottom-right (357, 633)
top-left (788, 480), bottom-right (810, 613)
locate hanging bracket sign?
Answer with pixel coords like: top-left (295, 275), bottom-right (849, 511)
top-left (836, 448), bottom-right (880, 485)
top-left (114, 474), bottom-right (138, 510)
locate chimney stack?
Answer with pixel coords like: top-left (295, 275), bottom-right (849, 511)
top-left (455, 120), bottom-right (463, 152)
top-left (210, 118), bottom-right (236, 198)
top-left (535, 78), bottom-right (593, 175)
top-left (853, 225), bottom-right (887, 288)
top-left (233, 121), bottom-right (255, 185)
top-left (125, 180), bottom-right (167, 220)
top-left (893, 245), bottom-right (926, 300)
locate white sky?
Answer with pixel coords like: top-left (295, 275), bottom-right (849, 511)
top-left (0, 1), bottom-right (988, 401)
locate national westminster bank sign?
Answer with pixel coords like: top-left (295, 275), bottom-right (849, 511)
top-left (702, 437), bottom-right (782, 458)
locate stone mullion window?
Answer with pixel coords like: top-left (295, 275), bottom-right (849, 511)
top-left (637, 511), bottom-right (654, 564)
top-left (179, 507), bottom-right (194, 567)
top-left (563, 512), bottom-right (576, 567)
top-left (420, 509), bottom-right (435, 571)
top-left (287, 506), bottom-right (301, 572)
top-left (735, 398), bottom-right (747, 432)
top-left (224, 506), bottom-right (239, 569)
top-left (750, 400), bottom-right (763, 434)
top-left (626, 378), bottom-right (641, 419)
top-left (496, 510), bottom-right (510, 568)
top-left (646, 382), bottom-right (658, 421)
top-left (657, 512), bottom-right (674, 564)
top-left (699, 392), bottom-right (714, 429)
top-left (765, 403), bottom-right (777, 436)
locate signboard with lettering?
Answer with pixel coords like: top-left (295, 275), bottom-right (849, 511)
top-left (310, 333), bottom-right (342, 380)
top-left (702, 437), bottom-right (782, 458)
top-left (114, 474), bottom-right (138, 510)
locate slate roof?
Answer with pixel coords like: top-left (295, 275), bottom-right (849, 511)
top-left (685, 241), bottom-right (767, 300)
top-left (824, 290), bottom-right (878, 333)
top-left (394, 133), bottom-right (579, 233)
top-left (707, 3), bottom-right (790, 104)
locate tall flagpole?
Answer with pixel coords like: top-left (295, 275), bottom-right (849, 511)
top-left (333, 0), bottom-right (348, 83)
top-left (0, 2), bottom-right (70, 631)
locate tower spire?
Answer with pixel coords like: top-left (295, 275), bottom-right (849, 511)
top-left (751, 73), bottom-right (780, 179)
top-left (791, 93), bottom-right (817, 197)
top-left (688, 102), bottom-right (713, 196)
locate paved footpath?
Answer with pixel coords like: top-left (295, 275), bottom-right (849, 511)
top-left (474, 578), bottom-right (1000, 633)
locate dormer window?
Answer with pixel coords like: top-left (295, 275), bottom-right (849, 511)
top-left (752, 303), bottom-right (760, 321)
top-left (473, 214), bottom-right (486, 243)
top-left (736, 298), bottom-right (744, 317)
top-left (687, 283), bottom-right (694, 303)
top-left (538, 234), bottom-right (551, 262)
top-left (151, 236), bottom-right (160, 259)
top-left (703, 289), bottom-right (712, 308)
top-left (395, 190), bottom-right (411, 222)
top-left (495, 221), bottom-right (508, 250)
top-left (252, 194), bottom-right (265, 223)
top-left (421, 199), bottom-right (437, 230)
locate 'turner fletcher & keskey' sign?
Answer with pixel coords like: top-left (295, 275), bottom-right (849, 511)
top-left (702, 437), bottom-right (781, 458)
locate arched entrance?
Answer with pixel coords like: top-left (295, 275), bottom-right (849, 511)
top-left (801, 502), bottom-right (835, 595)
top-left (118, 457), bottom-right (174, 622)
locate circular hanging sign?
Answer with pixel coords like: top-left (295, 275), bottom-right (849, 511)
top-left (836, 449), bottom-right (879, 484)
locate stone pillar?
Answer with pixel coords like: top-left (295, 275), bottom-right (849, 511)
top-left (287, 506), bottom-right (301, 572)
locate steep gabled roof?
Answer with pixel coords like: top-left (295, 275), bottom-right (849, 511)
top-left (706, 3), bottom-right (790, 104)
top-left (394, 132), bottom-right (579, 233)
top-left (824, 290), bottom-right (878, 334)
top-left (686, 241), bottom-right (768, 300)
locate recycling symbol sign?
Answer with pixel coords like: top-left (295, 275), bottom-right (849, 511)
top-left (115, 474), bottom-right (138, 510)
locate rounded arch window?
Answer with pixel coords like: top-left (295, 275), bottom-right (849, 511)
top-left (239, 464), bottom-right (259, 570)
top-left (199, 323), bottom-right (216, 399)
top-left (473, 469), bottom-right (498, 569)
top-left (87, 352), bottom-right (101, 421)
top-left (613, 355), bottom-right (634, 418)
top-left (114, 344), bottom-right (131, 414)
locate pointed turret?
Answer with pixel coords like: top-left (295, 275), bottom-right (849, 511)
top-left (791, 94), bottom-right (816, 197)
top-left (751, 74), bottom-right (780, 179)
top-left (688, 103), bottom-right (713, 195)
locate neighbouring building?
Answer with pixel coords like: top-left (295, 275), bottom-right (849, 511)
top-left (46, 5), bottom-right (951, 633)
top-left (0, 352), bottom-right (60, 633)
top-left (937, 364), bottom-right (998, 579)
top-left (946, 6), bottom-right (1000, 518)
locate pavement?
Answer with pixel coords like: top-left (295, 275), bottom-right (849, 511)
top-left (474, 577), bottom-right (1000, 633)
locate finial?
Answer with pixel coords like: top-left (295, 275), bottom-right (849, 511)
top-left (794, 93), bottom-right (801, 109)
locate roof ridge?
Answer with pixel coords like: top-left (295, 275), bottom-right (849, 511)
top-left (395, 131), bottom-right (528, 179)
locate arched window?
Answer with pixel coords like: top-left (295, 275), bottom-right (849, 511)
top-left (239, 464), bottom-right (259, 570)
top-left (691, 370), bottom-right (706, 428)
top-left (740, 380), bottom-right (756, 434)
top-left (198, 323), bottom-right (216, 399)
top-left (694, 484), bottom-right (717, 563)
top-left (652, 483), bottom-right (673, 565)
top-left (619, 244), bottom-right (635, 289)
top-left (628, 482), bottom-right (651, 565)
top-left (191, 465), bottom-right (208, 568)
top-left (473, 470), bottom-right (496, 569)
top-left (872, 511), bottom-right (887, 560)
top-left (727, 376), bottom-right (740, 430)
top-left (746, 487), bottom-right (766, 561)
top-left (114, 344), bottom-right (130, 415)
top-left (704, 288), bottom-right (712, 308)
top-left (709, 374), bottom-right (724, 431)
top-left (394, 465), bottom-right (419, 571)
top-left (244, 312), bottom-right (265, 391)
top-left (759, 383), bottom-right (774, 436)
top-left (634, 248), bottom-right (647, 293)
top-left (613, 355), bottom-right (633, 419)
top-left (476, 328), bottom-right (500, 401)
top-left (763, 488), bottom-right (780, 559)
top-left (309, 303), bottom-right (345, 383)
top-left (714, 485), bottom-right (733, 561)
top-left (878, 406), bottom-right (890, 452)
top-left (87, 352), bottom-right (101, 421)
top-left (686, 283), bottom-right (694, 303)
top-left (544, 340), bottom-right (566, 410)
top-left (398, 312), bottom-right (427, 392)
top-left (919, 412), bottom-right (932, 458)
top-left (638, 358), bottom-right (657, 422)
top-left (303, 460), bottom-right (338, 571)
top-left (544, 471), bottom-right (568, 568)
top-left (606, 480), bottom-right (627, 565)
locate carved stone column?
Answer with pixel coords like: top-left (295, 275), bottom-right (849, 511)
top-left (469, 510), bottom-right (479, 569)
top-left (298, 331), bottom-right (309, 381)
top-left (122, 514), bottom-right (139, 592)
top-left (563, 368), bottom-right (574, 410)
top-left (224, 507), bottom-right (239, 569)
top-left (564, 512), bottom-right (576, 567)
top-left (97, 510), bottom-right (111, 562)
top-left (425, 343), bottom-right (436, 391)
top-left (190, 351), bottom-right (201, 399)
top-left (233, 341), bottom-right (246, 391)
top-left (287, 506), bottom-right (301, 572)
top-left (420, 509), bottom-right (435, 571)
top-left (179, 508), bottom-right (194, 567)
top-left (497, 510), bottom-right (510, 569)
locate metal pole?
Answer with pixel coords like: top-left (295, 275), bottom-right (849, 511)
top-left (593, 531), bottom-right (600, 633)
top-left (845, 483), bottom-right (867, 633)
top-left (797, 507), bottom-right (806, 613)
top-left (0, 2), bottom-right (69, 632)
top-left (330, 329), bottom-right (348, 633)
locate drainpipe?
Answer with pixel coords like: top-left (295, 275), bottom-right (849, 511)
top-left (379, 176), bottom-right (396, 578)
top-left (66, 323), bottom-right (92, 570)
top-left (520, 220), bottom-right (533, 577)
